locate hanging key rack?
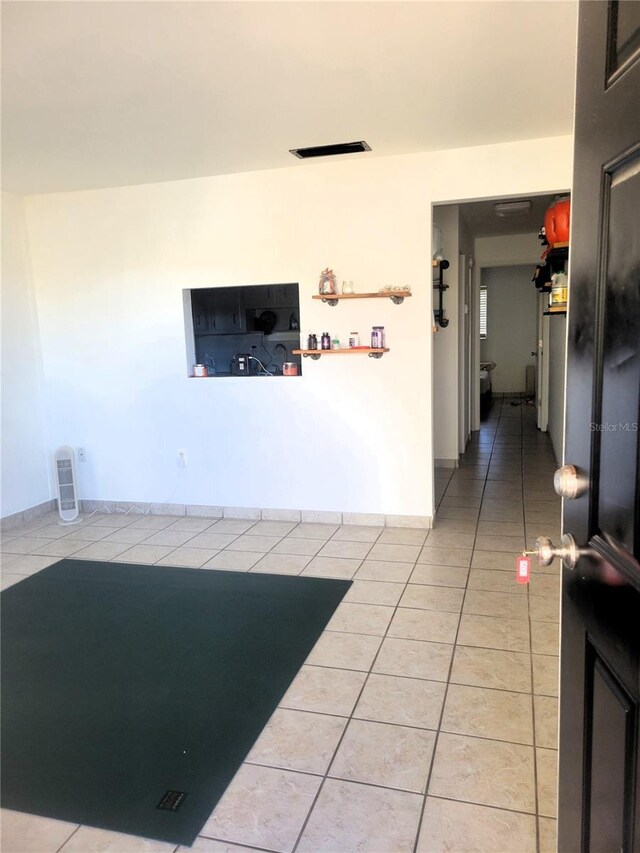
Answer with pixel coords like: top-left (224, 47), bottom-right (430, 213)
top-left (433, 259), bottom-right (450, 328)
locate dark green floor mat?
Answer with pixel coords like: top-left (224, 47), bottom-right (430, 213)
top-left (1, 559), bottom-right (350, 845)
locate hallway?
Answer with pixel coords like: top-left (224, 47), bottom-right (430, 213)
top-left (433, 396), bottom-right (560, 851)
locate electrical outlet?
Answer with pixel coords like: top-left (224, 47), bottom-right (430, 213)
top-left (77, 447), bottom-right (87, 463)
top-left (177, 449), bottom-right (187, 467)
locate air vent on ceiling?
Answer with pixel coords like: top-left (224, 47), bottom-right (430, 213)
top-left (494, 200), bottom-right (532, 217)
top-left (290, 141), bottom-right (371, 159)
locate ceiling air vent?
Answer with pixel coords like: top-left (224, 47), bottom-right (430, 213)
top-left (494, 200), bottom-right (532, 217)
top-left (290, 141), bottom-right (371, 159)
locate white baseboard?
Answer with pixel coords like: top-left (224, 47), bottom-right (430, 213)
top-left (79, 500), bottom-right (432, 529)
top-left (1, 499), bottom-right (57, 530)
top-left (435, 458), bottom-right (459, 469)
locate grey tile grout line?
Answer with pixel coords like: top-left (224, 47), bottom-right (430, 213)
top-left (409, 397), bottom-right (505, 853)
top-left (205, 531), bottom-right (396, 851)
top-left (524, 406), bottom-right (560, 850)
top-left (303, 656), bottom-right (558, 695)
top-left (197, 832), bottom-right (277, 853)
top-left (53, 823), bottom-right (81, 853)
top-left (242, 751), bottom-right (545, 809)
top-left (248, 711), bottom-right (539, 754)
top-left (516, 401), bottom-right (543, 853)
top-left (285, 525), bottom-right (443, 848)
top-left (289, 551), bottom-right (427, 852)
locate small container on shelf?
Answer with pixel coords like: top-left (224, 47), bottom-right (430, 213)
top-left (550, 271), bottom-right (568, 306)
top-left (373, 325), bottom-right (386, 347)
top-left (349, 332), bottom-right (360, 348)
top-left (319, 268), bottom-right (337, 295)
top-left (321, 332), bottom-right (331, 350)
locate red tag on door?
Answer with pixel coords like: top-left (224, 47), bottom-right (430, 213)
top-left (516, 555), bottom-right (531, 584)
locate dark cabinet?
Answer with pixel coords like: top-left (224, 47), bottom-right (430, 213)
top-left (191, 288), bottom-right (245, 334)
top-left (242, 286), bottom-right (264, 311)
top-left (270, 284), bottom-right (298, 308)
top-left (211, 289), bottom-right (244, 332)
top-left (191, 290), bottom-right (213, 333)
top-left (269, 284), bottom-right (298, 308)
top-left (242, 284), bottom-right (298, 310)
top-left (191, 284), bottom-right (299, 337)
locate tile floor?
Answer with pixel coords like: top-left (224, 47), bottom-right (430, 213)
top-left (0, 398), bottom-right (561, 853)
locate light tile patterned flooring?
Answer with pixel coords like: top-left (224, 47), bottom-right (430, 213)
top-left (0, 399), bottom-right (560, 853)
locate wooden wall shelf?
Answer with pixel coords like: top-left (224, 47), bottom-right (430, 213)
top-left (293, 348), bottom-right (389, 360)
top-left (544, 304), bottom-right (568, 316)
top-left (313, 292), bottom-right (410, 306)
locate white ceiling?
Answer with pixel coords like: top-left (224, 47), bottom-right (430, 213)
top-left (1, 1), bottom-right (578, 195)
top-left (457, 192), bottom-right (562, 238)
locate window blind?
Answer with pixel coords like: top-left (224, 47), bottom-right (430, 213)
top-left (480, 287), bottom-right (488, 339)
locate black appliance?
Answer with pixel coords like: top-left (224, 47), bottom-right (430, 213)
top-left (231, 354), bottom-right (257, 376)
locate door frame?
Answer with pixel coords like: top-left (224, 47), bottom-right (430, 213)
top-left (537, 298), bottom-right (550, 432)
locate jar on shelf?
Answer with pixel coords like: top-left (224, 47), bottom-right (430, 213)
top-left (373, 325), bottom-right (386, 347)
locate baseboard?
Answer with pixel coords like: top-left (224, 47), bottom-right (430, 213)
top-left (435, 458), bottom-right (459, 469)
top-left (79, 500), bottom-right (432, 529)
top-left (1, 499), bottom-right (57, 531)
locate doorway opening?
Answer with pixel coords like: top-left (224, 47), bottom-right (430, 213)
top-left (432, 191), bottom-right (570, 487)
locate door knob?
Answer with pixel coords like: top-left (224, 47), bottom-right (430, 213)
top-left (553, 464), bottom-right (587, 499)
top-left (528, 534), bottom-right (581, 570)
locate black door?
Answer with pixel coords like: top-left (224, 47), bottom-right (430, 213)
top-left (558, 2), bottom-right (640, 851)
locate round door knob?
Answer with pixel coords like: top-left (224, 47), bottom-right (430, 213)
top-left (535, 536), bottom-right (557, 566)
top-left (533, 533), bottom-right (581, 570)
top-left (553, 464), bottom-right (587, 499)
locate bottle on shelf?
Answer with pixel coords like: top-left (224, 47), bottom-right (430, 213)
top-left (373, 325), bottom-right (386, 347)
top-left (321, 332), bottom-right (331, 350)
top-left (307, 333), bottom-right (318, 350)
top-left (348, 332), bottom-right (360, 348)
top-left (331, 336), bottom-right (340, 350)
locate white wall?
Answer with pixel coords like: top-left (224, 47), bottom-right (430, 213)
top-left (1, 192), bottom-right (51, 516)
top-left (475, 232), bottom-right (543, 270)
top-left (433, 205), bottom-right (460, 465)
top-left (548, 314), bottom-right (567, 461)
top-left (23, 135), bottom-right (573, 519)
top-left (458, 216), bottom-right (474, 452)
top-left (480, 265), bottom-right (538, 394)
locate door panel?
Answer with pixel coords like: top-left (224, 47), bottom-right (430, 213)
top-left (606, 0), bottom-right (640, 83)
top-left (596, 157), bottom-right (640, 556)
top-left (559, 2), bottom-right (640, 851)
top-left (585, 645), bottom-right (637, 853)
